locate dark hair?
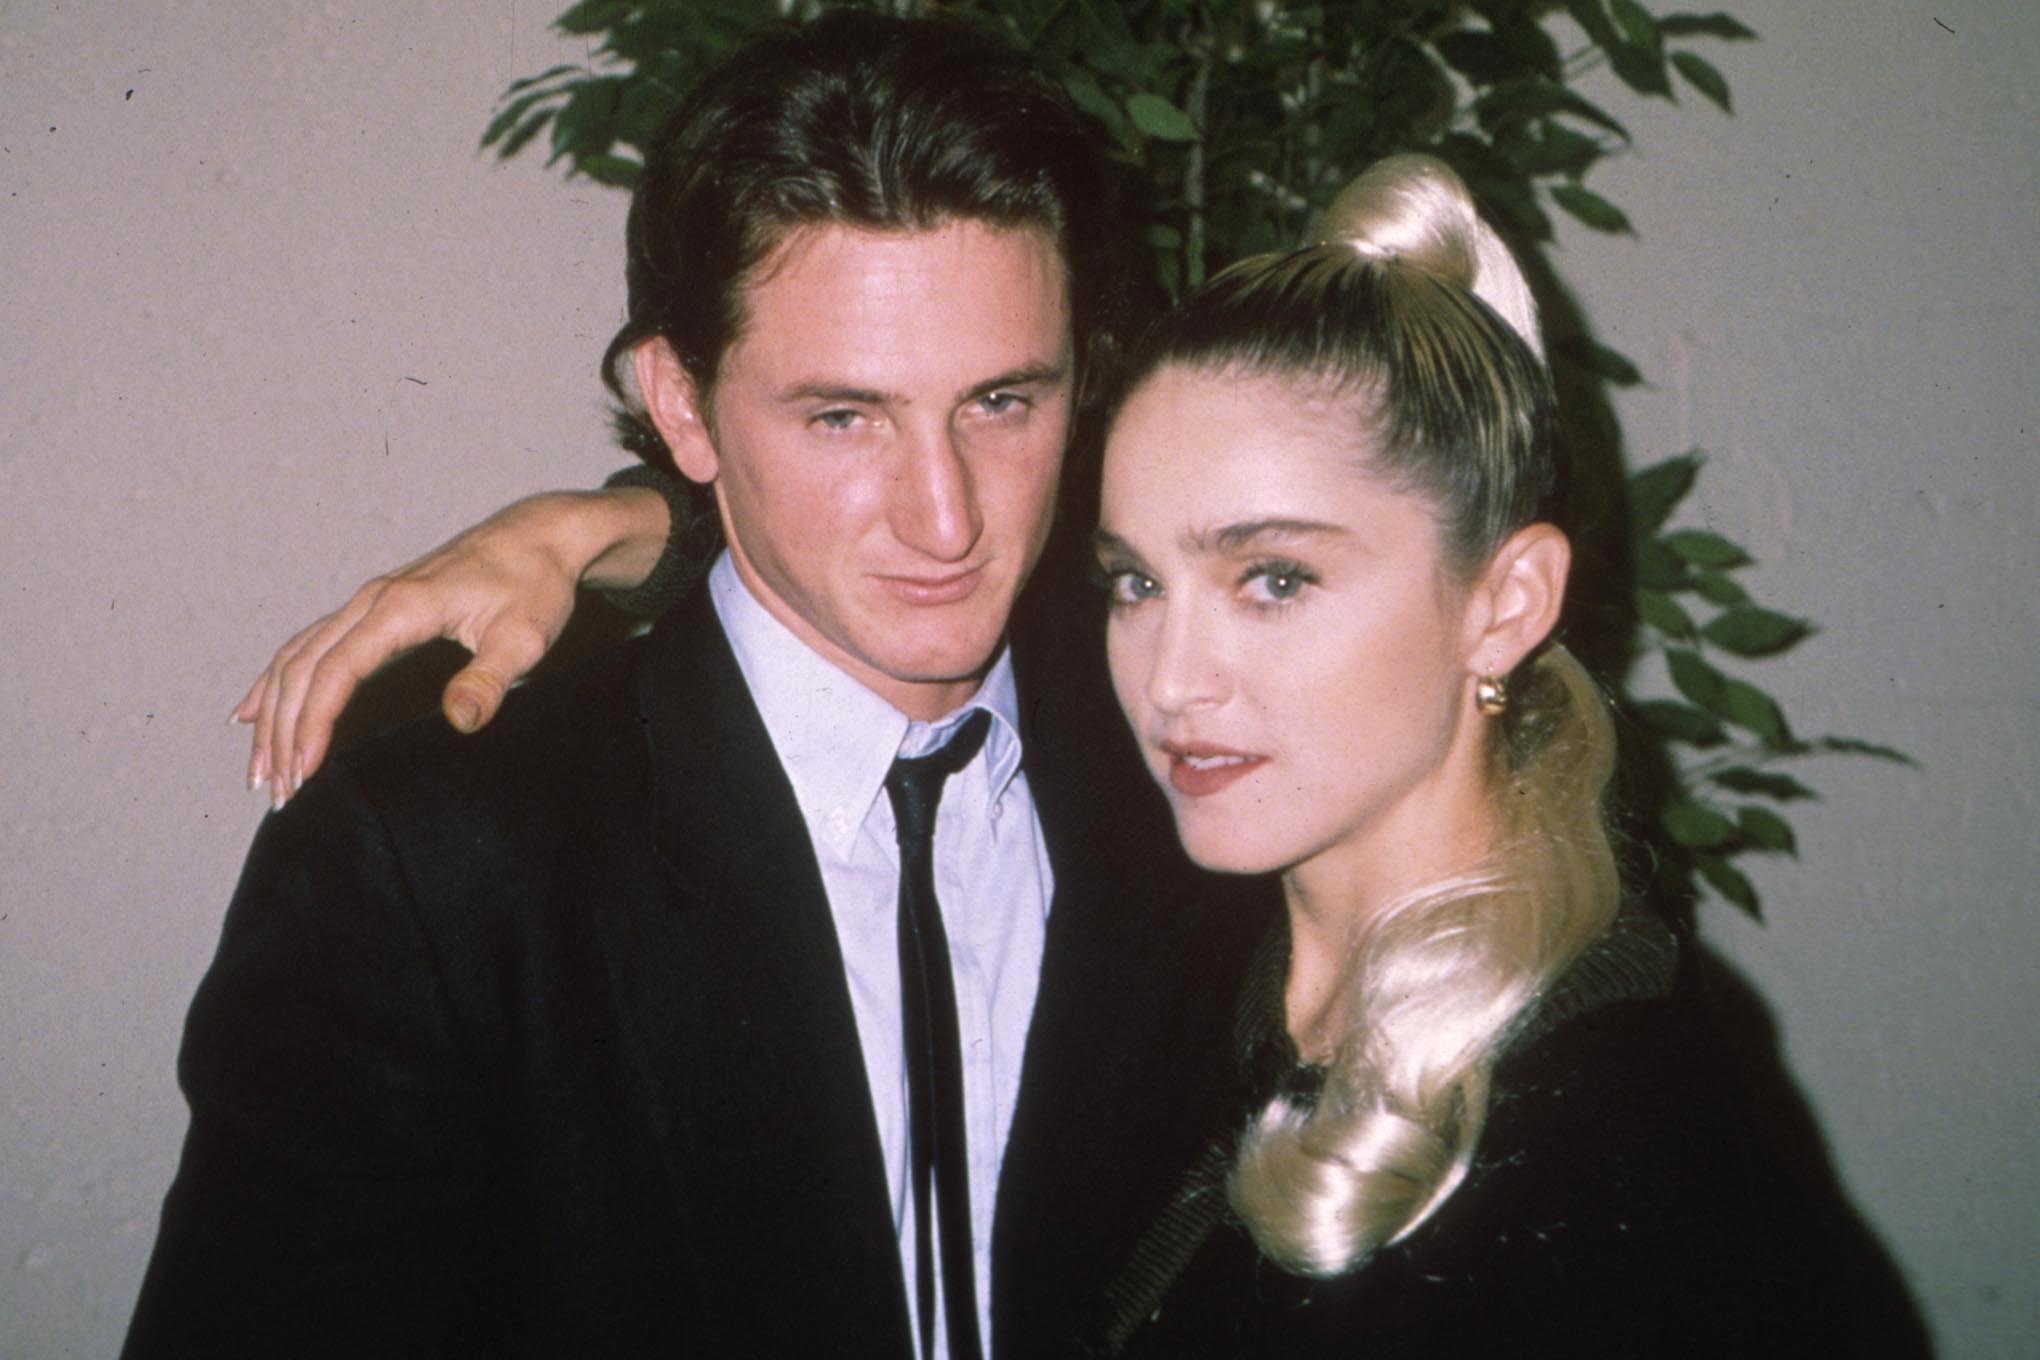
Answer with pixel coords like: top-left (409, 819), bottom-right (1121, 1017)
top-left (602, 9), bottom-right (1132, 479)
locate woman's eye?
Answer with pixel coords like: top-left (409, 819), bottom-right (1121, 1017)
top-left (1115, 572), bottom-right (1161, 605)
top-left (1093, 564), bottom-right (1161, 606)
top-left (1242, 561), bottom-right (1316, 604)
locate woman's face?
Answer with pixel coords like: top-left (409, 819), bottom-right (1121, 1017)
top-left (1097, 365), bottom-right (1489, 883)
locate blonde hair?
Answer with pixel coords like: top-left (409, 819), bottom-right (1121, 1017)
top-left (1230, 647), bottom-right (1619, 1274)
top-left (1114, 154), bottom-right (1620, 1276)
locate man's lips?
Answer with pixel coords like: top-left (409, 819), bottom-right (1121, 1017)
top-left (875, 565), bottom-right (985, 606)
top-left (1162, 742), bottom-right (1269, 798)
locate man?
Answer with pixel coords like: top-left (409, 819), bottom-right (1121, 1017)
top-left (128, 13), bottom-right (1269, 1357)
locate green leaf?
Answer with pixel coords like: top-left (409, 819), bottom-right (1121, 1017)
top-left (546, 76), bottom-right (625, 165)
top-left (1490, 12), bottom-right (1564, 78)
top-left (1609, 0), bottom-right (1661, 49)
top-left (1700, 605), bottom-right (1809, 656)
top-left (1632, 536), bottom-right (1689, 589)
top-left (1708, 767), bottom-right (1815, 800)
top-left (1664, 798), bottom-right (1738, 848)
top-left (1059, 68), bottom-right (1133, 151)
top-left (1658, 12), bottom-right (1758, 40)
top-left (1661, 528), bottom-right (1751, 567)
top-left (1665, 651), bottom-right (1787, 745)
top-left (1637, 587), bottom-right (1696, 638)
top-left (1634, 698), bottom-right (1726, 745)
top-left (1074, 0), bottom-right (1150, 85)
top-left (1551, 183), bottom-right (1632, 232)
top-left (1610, 46), bottom-right (1672, 96)
top-left (554, 0), bottom-right (636, 35)
top-left (1497, 120), bottom-right (1606, 178)
top-left (1436, 30), bottom-right (1523, 84)
top-left (1626, 452), bottom-right (1700, 533)
top-left (1718, 675), bottom-right (1789, 746)
top-left (482, 89), bottom-right (559, 151)
top-left (1691, 569), bottom-right (1749, 605)
top-left (1556, 335), bottom-right (1644, 385)
top-left (575, 152), bottom-right (642, 187)
top-left (1694, 852), bottom-right (1759, 914)
top-left (1126, 92), bottom-right (1200, 143)
top-left (1809, 735), bottom-right (1917, 765)
top-left (1666, 648), bottom-right (1730, 712)
top-left (496, 109), bottom-right (557, 161)
top-left (1671, 50), bottom-right (1733, 111)
top-left (500, 63), bottom-right (581, 98)
top-left (1564, 0), bottom-right (1619, 48)
top-left (1473, 81), bottom-right (1630, 140)
top-left (1737, 804), bottom-right (1797, 854)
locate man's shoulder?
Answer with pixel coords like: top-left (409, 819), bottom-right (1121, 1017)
top-left (324, 631), bottom-right (655, 821)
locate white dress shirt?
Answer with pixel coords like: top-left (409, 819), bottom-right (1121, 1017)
top-left (709, 553), bottom-right (1053, 1356)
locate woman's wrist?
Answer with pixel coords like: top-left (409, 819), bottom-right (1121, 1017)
top-left (569, 485), bottom-right (673, 589)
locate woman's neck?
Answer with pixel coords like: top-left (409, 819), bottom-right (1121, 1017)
top-left (1280, 751), bottom-right (1502, 1060)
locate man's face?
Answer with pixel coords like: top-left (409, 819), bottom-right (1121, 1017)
top-left (647, 220), bottom-right (1073, 720)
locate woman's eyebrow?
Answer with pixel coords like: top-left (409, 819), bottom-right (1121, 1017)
top-left (1197, 518), bottom-right (1350, 553)
top-left (1090, 526), bottom-right (1143, 561)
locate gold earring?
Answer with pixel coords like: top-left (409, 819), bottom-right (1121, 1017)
top-left (1474, 675), bottom-right (1508, 718)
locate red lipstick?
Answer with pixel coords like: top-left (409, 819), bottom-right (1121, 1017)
top-left (1163, 743), bottom-right (1268, 798)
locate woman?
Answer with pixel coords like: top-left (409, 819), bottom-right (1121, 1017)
top-left (1078, 156), bottom-right (1756, 1355)
top-left (233, 158), bottom-right (1858, 1352)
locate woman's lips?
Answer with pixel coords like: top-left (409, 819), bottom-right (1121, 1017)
top-left (1163, 744), bottom-right (1268, 797)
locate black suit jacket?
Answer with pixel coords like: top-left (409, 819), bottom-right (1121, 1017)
top-left (126, 581), bottom-right (1273, 1357)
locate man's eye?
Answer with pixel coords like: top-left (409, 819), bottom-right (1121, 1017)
top-left (813, 409), bottom-right (861, 431)
top-left (977, 391), bottom-right (1026, 416)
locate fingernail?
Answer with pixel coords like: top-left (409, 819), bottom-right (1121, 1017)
top-left (450, 699), bottom-right (481, 733)
top-left (270, 779), bottom-right (286, 812)
top-left (291, 761), bottom-right (303, 792)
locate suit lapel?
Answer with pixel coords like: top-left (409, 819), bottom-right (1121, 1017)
top-left (593, 589), bottom-right (913, 1354)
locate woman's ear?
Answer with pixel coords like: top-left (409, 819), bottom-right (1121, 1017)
top-left (631, 338), bottom-right (720, 485)
top-left (1465, 523), bottom-right (1571, 677)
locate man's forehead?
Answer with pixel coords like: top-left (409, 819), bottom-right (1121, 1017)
top-left (751, 216), bottom-right (1072, 291)
top-left (726, 219), bottom-right (1075, 398)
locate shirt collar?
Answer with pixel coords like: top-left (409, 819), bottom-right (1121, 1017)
top-left (708, 553), bottom-right (1025, 858)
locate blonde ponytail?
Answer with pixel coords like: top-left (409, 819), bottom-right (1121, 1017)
top-left (1229, 646), bottom-right (1621, 1275)
top-left (1317, 154), bottom-right (1543, 360)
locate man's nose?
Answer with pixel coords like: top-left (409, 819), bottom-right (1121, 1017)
top-left (889, 426), bottom-right (981, 562)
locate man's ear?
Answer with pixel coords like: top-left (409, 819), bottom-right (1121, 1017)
top-left (1464, 522), bottom-right (1571, 678)
top-left (631, 338), bottom-right (719, 485)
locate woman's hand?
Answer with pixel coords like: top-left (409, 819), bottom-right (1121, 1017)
top-left (233, 487), bottom-right (670, 806)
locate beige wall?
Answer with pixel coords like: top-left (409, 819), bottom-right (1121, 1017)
top-left (2, 1), bottom-right (2033, 1354)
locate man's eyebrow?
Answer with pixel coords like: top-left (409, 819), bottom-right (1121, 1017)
top-left (968, 360), bottom-right (1070, 398)
top-left (773, 361), bottom-right (1068, 409)
top-left (1193, 519), bottom-right (1350, 553)
top-left (777, 381), bottom-right (894, 406)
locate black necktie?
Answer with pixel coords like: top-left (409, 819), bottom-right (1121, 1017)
top-left (885, 708), bottom-right (991, 1360)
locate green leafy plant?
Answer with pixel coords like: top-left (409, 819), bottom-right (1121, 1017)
top-left (486, 0), bottom-right (1905, 915)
